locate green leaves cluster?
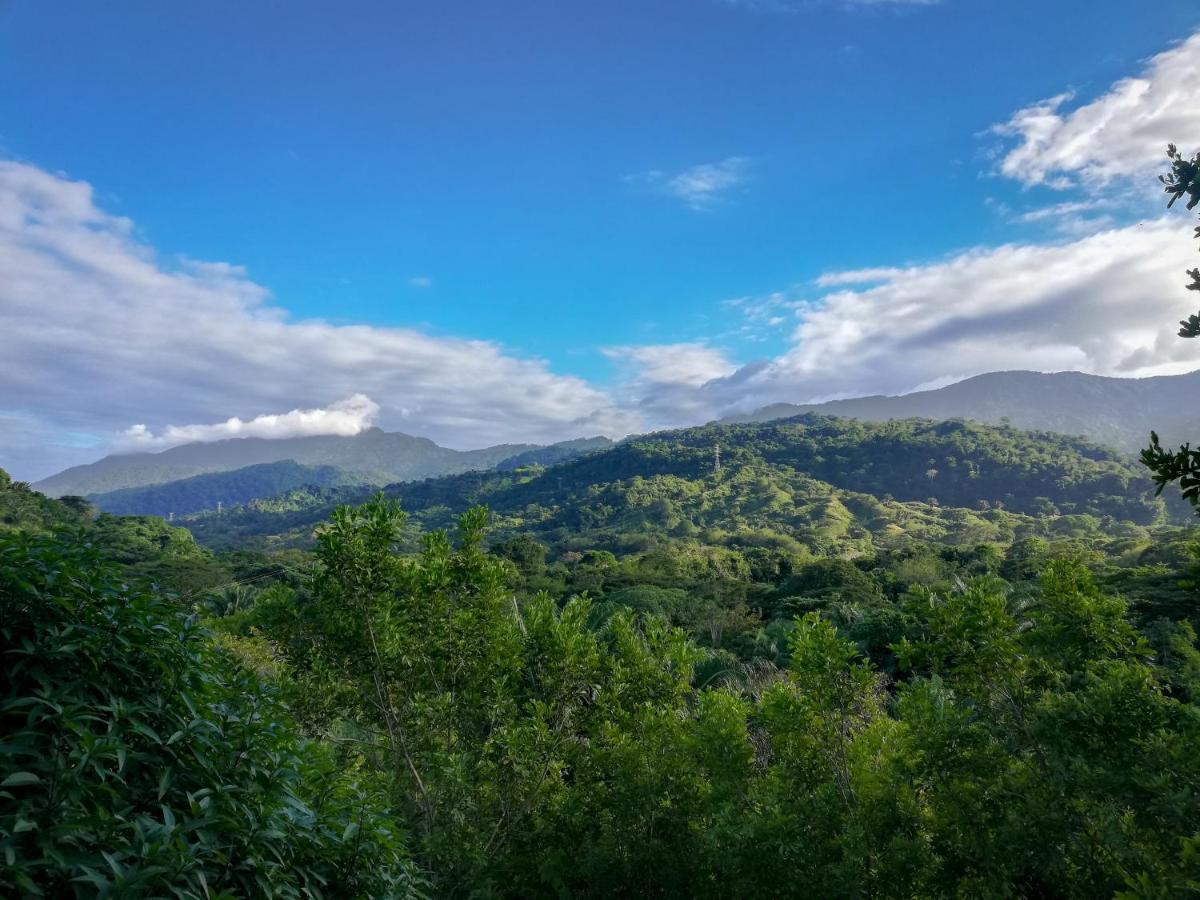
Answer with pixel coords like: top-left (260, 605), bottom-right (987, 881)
top-left (0, 529), bottom-right (423, 899)
top-left (1142, 144), bottom-right (1200, 514)
top-left (254, 496), bottom-right (704, 892)
top-left (1161, 143), bottom-right (1200, 304)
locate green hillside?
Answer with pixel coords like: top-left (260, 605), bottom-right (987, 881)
top-left (1, 467), bottom-right (260, 596)
top-left (182, 415), bottom-right (1181, 553)
top-left (7, 428), bottom-right (1200, 896)
top-left (88, 459), bottom-right (356, 517)
top-left (726, 369), bottom-right (1200, 454)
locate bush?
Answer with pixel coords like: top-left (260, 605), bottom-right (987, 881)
top-left (0, 529), bottom-right (425, 899)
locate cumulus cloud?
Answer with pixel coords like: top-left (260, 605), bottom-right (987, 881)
top-left (634, 158), bottom-right (750, 211)
top-left (0, 160), bottom-right (636, 480)
top-left (993, 31), bottom-right (1200, 188)
top-left (777, 220), bottom-right (1200, 383)
top-left (118, 394), bottom-right (381, 449)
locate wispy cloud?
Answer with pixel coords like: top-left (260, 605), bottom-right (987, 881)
top-left (408, 275), bottom-right (433, 288)
top-left (633, 157), bottom-right (751, 211)
top-left (815, 267), bottom-right (908, 287)
top-left (984, 196), bottom-right (1119, 236)
top-left (991, 31), bottom-right (1200, 188)
top-left (1016, 200), bottom-right (1108, 223)
top-left (604, 342), bottom-right (736, 387)
top-left (722, 291), bottom-right (802, 340)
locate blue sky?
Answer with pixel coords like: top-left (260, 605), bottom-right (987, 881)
top-left (3, 0), bottom-right (1200, 479)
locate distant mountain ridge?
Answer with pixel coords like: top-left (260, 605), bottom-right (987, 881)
top-left (723, 369), bottom-right (1200, 454)
top-left (35, 369), bottom-right (1200, 499)
top-left (86, 460), bottom-right (355, 518)
top-left (35, 428), bottom-right (612, 498)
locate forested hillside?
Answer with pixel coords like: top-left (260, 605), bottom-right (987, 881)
top-left (6, 456), bottom-right (1200, 896)
top-left (182, 415), bottom-right (1183, 554)
top-left (88, 460), bottom-right (355, 517)
top-left (727, 368), bottom-right (1200, 454)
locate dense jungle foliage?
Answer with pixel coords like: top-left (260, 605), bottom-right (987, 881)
top-left (5, 401), bottom-right (1200, 899)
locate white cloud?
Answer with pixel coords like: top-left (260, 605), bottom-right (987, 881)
top-left (614, 220), bottom-right (1200, 424)
top-left (993, 31), bottom-right (1200, 188)
top-left (1008, 199), bottom-right (1116, 236)
top-left (721, 291), bottom-right (804, 342)
top-left (1016, 200), bottom-right (1106, 223)
top-left (778, 221), bottom-right (1200, 384)
top-left (604, 343), bottom-right (738, 427)
top-left (605, 343), bottom-right (736, 387)
top-left (119, 394), bottom-right (381, 449)
top-left (0, 161), bottom-right (637, 481)
top-left (636, 157), bottom-right (750, 210)
top-left (408, 276), bottom-right (433, 288)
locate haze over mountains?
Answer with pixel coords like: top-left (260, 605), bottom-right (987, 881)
top-left (34, 428), bottom-right (613, 498)
top-left (724, 369), bottom-right (1200, 454)
top-left (30, 368), bottom-right (1200, 518)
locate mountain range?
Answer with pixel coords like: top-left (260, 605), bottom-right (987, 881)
top-left (34, 429), bottom-right (612, 498)
top-left (724, 369), bottom-right (1200, 454)
top-left (179, 412), bottom-right (1188, 554)
top-left (30, 369), bottom-right (1200, 517)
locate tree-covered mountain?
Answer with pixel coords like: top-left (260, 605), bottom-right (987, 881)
top-left (86, 460), bottom-right (359, 517)
top-left (182, 415), bottom-right (1185, 553)
top-left (33, 428), bottom-right (610, 498)
top-left (0, 466), bottom-right (237, 594)
top-left (493, 436), bottom-right (614, 470)
top-left (725, 369), bottom-right (1200, 454)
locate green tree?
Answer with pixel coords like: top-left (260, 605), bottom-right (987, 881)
top-left (1142, 144), bottom-right (1200, 512)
